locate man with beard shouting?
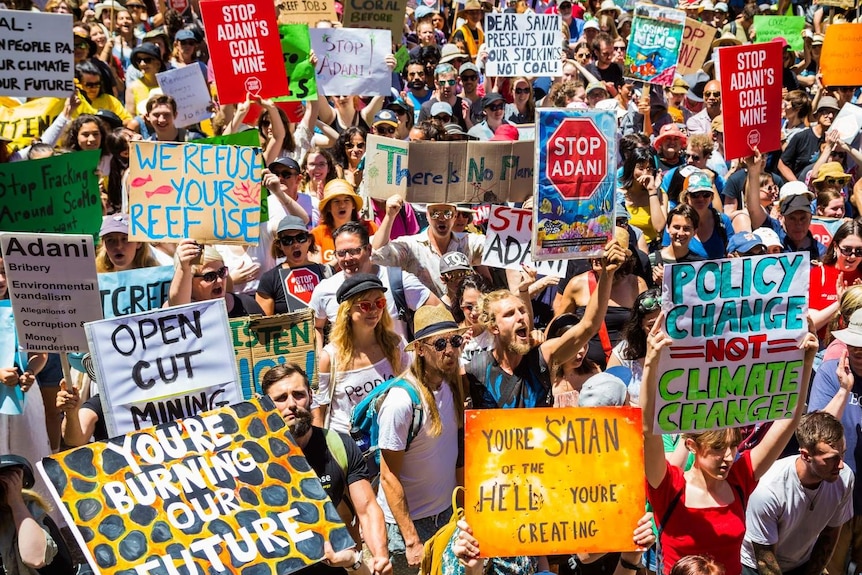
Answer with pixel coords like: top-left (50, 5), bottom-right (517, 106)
top-left (465, 238), bottom-right (626, 408)
top-left (262, 363), bottom-right (392, 575)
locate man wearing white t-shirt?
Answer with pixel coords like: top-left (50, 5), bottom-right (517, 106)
top-left (741, 411), bottom-right (853, 575)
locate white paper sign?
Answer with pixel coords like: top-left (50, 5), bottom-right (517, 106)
top-left (484, 13), bottom-right (563, 77)
top-left (85, 299), bottom-right (242, 437)
top-left (481, 205), bottom-right (566, 278)
top-left (309, 28), bottom-right (393, 96)
top-left (828, 102), bottom-right (862, 145)
top-left (156, 65), bottom-right (213, 128)
top-left (0, 11), bottom-right (75, 97)
top-left (0, 233), bottom-right (102, 353)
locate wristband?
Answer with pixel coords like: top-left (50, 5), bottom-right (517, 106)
top-left (346, 550), bottom-right (363, 572)
top-left (620, 558), bottom-right (645, 571)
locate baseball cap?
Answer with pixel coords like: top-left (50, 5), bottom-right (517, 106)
top-left (685, 169), bottom-right (713, 193)
top-left (175, 29), bottom-right (197, 42)
top-left (727, 232), bottom-right (766, 255)
top-left (780, 195), bottom-right (813, 216)
top-left (583, 19), bottom-right (600, 30)
top-left (586, 81), bottom-right (609, 95)
top-left (754, 228), bottom-right (782, 250)
top-left (669, 77), bottom-right (689, 95)
top-left (459, 62), bottom-right (480, 76)
top-left (276, 215), bottom-right (307, 234)
top-left (482, 93), bottom-right (505, 108)
top-left (431, 101), bottom-right (454, 117)
top-left (490, 124), bottom-right (520, 141)
top-left (439, 251), bottom-right (472, 274)
top-left (779, 180), bottom-right (814, 203)
top-left (373, 109), bottom-right (399, 127)
top-left (100, 214), bottom-right (130, 237)
top-left (578, 371), bottom-right (629, 407)
top-left (269, 157), bottom-right (301, 173)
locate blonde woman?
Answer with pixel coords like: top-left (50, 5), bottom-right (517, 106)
top-left (313, 273), bottom-right (409, 434)
top-left (95, 214), bottom-right (157, 273)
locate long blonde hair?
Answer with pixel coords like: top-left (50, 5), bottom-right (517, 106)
top-left (329, 294), bottom-right (403, 375)
top-left (399, 349), bottom-right (465, 437)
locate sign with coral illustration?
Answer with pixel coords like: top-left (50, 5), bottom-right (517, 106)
top-left (624, 3), bottom-right (685, 86)
top-left (533, 108), bottom-right (616, 261)
top-left (127, 141), bottom-right (263, 245)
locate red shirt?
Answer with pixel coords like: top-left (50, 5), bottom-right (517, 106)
top-left (809, 263), bottom-right (862, 338)
top-left (649, 451), bottom-right (757, 575)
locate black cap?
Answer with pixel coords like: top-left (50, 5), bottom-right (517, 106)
top-left (336, 273), bottom-right (387, 304)
top-left (269, 157), bottom-right (301, 172)
top-left (130, 43), bottom-right (161, 69)
top-left (0, 454), bottom-right (35, 489)
top-left (95, 109), bottom-right (123, 129)
top-left (482, 93), bottom-right (505, 108)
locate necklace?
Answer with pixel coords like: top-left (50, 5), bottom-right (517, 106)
top-left (804, 483), bottom-right (823, 511)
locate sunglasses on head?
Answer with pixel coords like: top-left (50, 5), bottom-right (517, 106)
top-left (375, 126), bottom-right (396, 135)
top-left (487, 103), bottom-right (506, 111)
top-left (278, 233), bottom-right (309, 246)
top-left (194, 265), bottom-right (228, 283)
top-left (429, 209), bottom-right (454, 220)
top-left (639, 295), bottom-right (661, 313)
top-left (354, 297), bottom-right (387, 313)
top-left (335, 246), bottom-right (367, 258)
top-left (346, 141), bottom-right (366, 149)
top-left (424, 334), bottom-right (464, 351)
top-left (839, 245), bottom-right (862, 258)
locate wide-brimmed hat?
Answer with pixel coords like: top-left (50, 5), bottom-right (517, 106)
top-left (669, 77), bottom-right (689, 95)
top-left (0, 454), bottom-right (35, 489)
top-left (833, 309), bottom-right (862, 348)
top-left (440, 43), bottom-right (468, 64)
top-left (813, 162), bottom-right (851, 186)
top-left (654, 123), bottom-right (688, 149)
top-left (319, 179), bottom-right (363, 214)
top-left (406, 306), bottom-right (467, 350)
top-left (336, 273), bottom-right (387, 304)
top-left (815, 96), bottom-right (840, 115)
top-left (598, 0), bottom-right (621, 14)
top-left (712, 31), bottom-right (742, 48)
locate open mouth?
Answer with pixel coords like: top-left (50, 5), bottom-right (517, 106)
top-left (291, 249), bottom-right (302, 259)
top-left (211, 286), bottom-right (224, 297)
top-left (515, 326), bottom-right (528, 339)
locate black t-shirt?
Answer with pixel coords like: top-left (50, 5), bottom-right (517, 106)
top-left (586, 62), bottom-right (625, 89)
top-left (228, 292), bottom-right (263, 318)
top-left (780, 127), bottom-right (823, 176)
top-left (466, 347), bottom-right (551, 409)
top-left (257, 264), bottom-right (328, 315)
top-left (720, 167), bottom-right (785, 209)
top-left (82, 394), bottom-right (109, 442)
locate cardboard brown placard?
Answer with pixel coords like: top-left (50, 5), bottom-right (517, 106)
top-left (677, 18), bottom-right (716, 76)
top-left (341, 0), bottom-right (409, 42)
top-left (276, 0), bottom-right (337, 26)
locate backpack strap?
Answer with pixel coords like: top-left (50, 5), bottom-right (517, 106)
top-left (393, 378), bottom-right (424, 450)
top-left (387, 267), bottom-right (414, 339)
top-left (323, 428), bottom-right (349, 481)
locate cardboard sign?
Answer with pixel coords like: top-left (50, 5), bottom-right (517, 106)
top-left (276, 24), bottom-right (318, 102)
top-left (37, 397), bottom-right (353, 575)
top-left (0, 150), bottom-right (102, 235)
top-left (0, 11), bottom-right (74, 97)
top-left (276, 0), bottom-right (337, 26)
top-left (655, 254), bottom-right (810, 434)
top-left (364, 134), bottom-right (535, 203)
top-left (310, 28), bottom-right (393, 97)
top-left (482, 205), bottom-right (567, 278)
top-left (278, 266), bottom-right (320, 311)
top-left (0, 233), bottom-right (102, 353)
top-left (98, 265), bottom-right (175, 319)
top-left (820, 24), bottom-right (862, 88)
top-left (200, 0), bottom-right (289, 105)
top-left (677, 18), bottom-right (715, 76)
top-left (754, 15), bottom-right (804, 51)
top-left (231, 310), bottom-right (317, 399)
top-left (829, 103), bottom-right (862, 145)
top-left (341, 0), bottom-right (408, 41)
top-left (533, 108), bottom-right (616, 261)
top-left (85, 300), bottom-right (242, 437)
top-left (718, 42), bottom-right (783, 161)
top-left (0, 96), bottom-right (65, 151)
top-left (156, 65), bottom-right (213, 128)
top-left (0, 301), bottom-right (25, 416)
top-left (809, 217), bottom-right (843, 248)
top-left (128, 141), bottom-right (263, 245)
top-left (817, 0), bottom-right (854, 9)
top-left (624, 3), bottom-right (686, 86)
top-left (484, 13), bottom-right (563, 78)
top-left (192, 128), bottom-right (261, 146)
top-left (464, 407), bottom-right (645, 557)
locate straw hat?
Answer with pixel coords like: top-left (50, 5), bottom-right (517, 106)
top-left (813, 162), bottom-right (851, 186)
top-left (319, 179), bottom-right (363, 214)
top-left (712, 31), bottom-right (742, 48)
top-left (406, 306), bottom-right (468, 350)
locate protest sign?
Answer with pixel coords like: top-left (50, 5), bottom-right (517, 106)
top-left (277, 24), bottom-right (318, 102)
top-left (533, 108), bottom-right (616, 261)
top-left (200, 0), bottom-right (288, 105)
top-left (821, 24), bottom-right (862, 88)
top-left (718, 42), bottom-right (782, 161)
top-left (364, 135), bottom-right (535, 203)
top-left (38, 396), bottom-right (353, 575)
top-left (484, 13), bottom-right (563, 77)
top-left (0, 96), bottom-right (65, 151)
top-left (809, 216), bottom-right (843, 249)
top-left (85, 300), bottom-right (242, 437)
top-left (0, 150), bottom-right (101, 236)
top-left (394, 45), bottom-right (409, 73)
top-left (482, 206), bottom-right (567, 278)
top-left (341, 0), bottom-right (408, 40)
top-left (754, 15), bottom-right (804, 51)
top-left (464, 407), bottom-right (645, 557)
top-left (655, 253), bottom-right (809, 434)
top-left (128, 141), bottom-right (263, 245)
top-left (624, 3), bottom-right (685, 86)
top-left (817, 0), bottom-right (853, 9)
top-left (98, 265), bottom-right (174, 319)
top-left (276, 0), bottom-right (337, 26)
top-left (829, 103), bottom-right (862, 145)
top-left (0, 11), bottom-right (74, 97)
top-left (192, 128), bottom-right (261, 146)
top-left (310, 28), bottom-right (393, 97)
top-left (231, 309), bottom-right (317, 399)
top-left (677, 18), bottom-right (715, 76)
top-left (156, 66), bottom-right (213, 128)
top-left (0, 232), bottom-right (102, 353)
top-left (0, 300), bottom-right (25, 415)
top-left (278, 266), bottom-right (321, 311)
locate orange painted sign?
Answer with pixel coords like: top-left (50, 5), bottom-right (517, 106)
top-left (464, 407), bottom-right (646, 557)
top-left (821, 24), bottom-right (862, 87)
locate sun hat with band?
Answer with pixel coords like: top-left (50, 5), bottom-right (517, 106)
top-left (406, 305), bottom-right (468, 351)
top-left (335, 273), bottom-right (387, 304)
top-left (319, 179), bottom-right (363, 215)
top-left (654, 123), bottom-right (688, 149)
top-left (813, 162), bottom-right (851, 186)
top-left (832, 308), bottom-right (862, 348)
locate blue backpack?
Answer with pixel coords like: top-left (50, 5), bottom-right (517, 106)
top-left (350, 377), bottom-right (424, 465)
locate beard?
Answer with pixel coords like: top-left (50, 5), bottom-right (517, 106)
top-left (409, 79), bottom-right (427, 91)
top-left (288, 408), bottom-right (313, 438)
top-left (505, 335), bottom-right (532, 356)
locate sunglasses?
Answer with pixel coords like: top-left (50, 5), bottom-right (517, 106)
top-left (429, 209), bottom-right (454, 220)
top-left (704, 91), bottom-right (721, 97)
top-left (639, 295), bottom-right (661, 313)
top-left (435, 114), bottom-right (452, 122)
top-left (688, 190), bottom-right (713, 200)
top-left (576, 52), bottom-right (590, 59)
top-left (825, 177), bottom-right (849, 186)
top-left (613, 46), bottom-right (626, 51)
top-left (688, 153), bottom-right (701, 162)
top-left (75, 41), bottom-right (91, 49)
top-left (194, 266), bottom-right (228, 283)
top-left (278, 233), bottom-right (309, 246)
top-left (839, 245), bottom-right (862, 258)
top-left (82, 81), bottom-right (101, 88)
top-left (375, 126), bottom-right (396, 135)
top-left (439, 79), bottom-right (457, 86)
top-left (180, 39), bottom-right (197, 46)
top-left (274, 170), bottom-right (298, 179)
top-left (461, 74), bottom-right (478, 81)
top-left (354, 297), bottom-right (387, 313)
top-left (346, 142), bottom-right (366, 149)
top-left (335, 246), bottom-right (367, 258)
top-left (443, 270), bottom-right (469, 281)
top-left (135, 56), bottom-right (156, 65)
top-left (424, 334), bottom-right (464, 351)
top-left (487, 103), bottom-right (506, 111)
top-left (515, 87), bottom-right (531, 95)
top-left (761, 184), bottom-right (778, 191)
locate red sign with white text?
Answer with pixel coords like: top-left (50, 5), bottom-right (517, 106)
top-left (718, 42), bottom-right (782, 161)
top-left (200, 0), bottom-right (289, 105)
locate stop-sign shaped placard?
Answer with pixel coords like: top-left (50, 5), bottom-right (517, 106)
top-left (279, 266), bottom-right (321, 311)
top-left (546, 118), bottom-right (609, 200)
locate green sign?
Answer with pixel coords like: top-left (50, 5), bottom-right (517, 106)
top-left (192, 129), bottom-right (261, 146)
top-left (394, 45), bottom-right (410, 73)
top-left (0, 149), bottom-right (101, 236)
top-left (276, 24), bottom-right (318, 102)
top-left (754, 15), bottom-right (805, 51)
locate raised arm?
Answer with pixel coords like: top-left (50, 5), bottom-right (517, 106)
top-left (744, 150), bottom-right (767, 230)
top-left (641, 317), bottom-right (671, 489)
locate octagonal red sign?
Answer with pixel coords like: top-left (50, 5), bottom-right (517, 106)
top-left (545, 118), bottom-right (608, 199)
